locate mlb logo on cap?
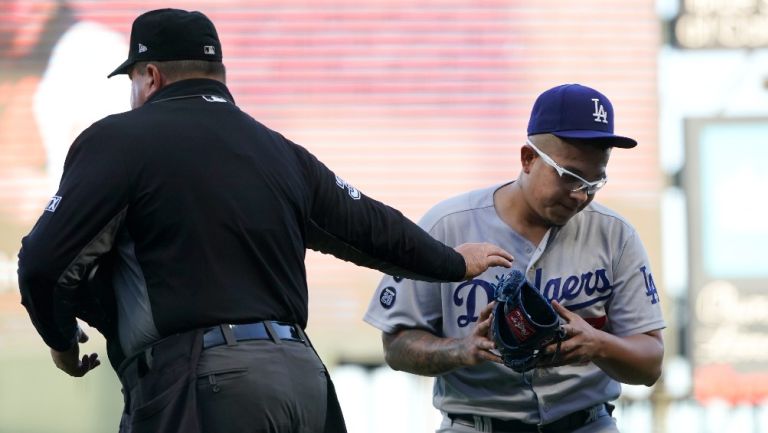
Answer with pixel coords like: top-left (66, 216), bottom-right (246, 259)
top-left (527, 84), bottom-right (637, 148)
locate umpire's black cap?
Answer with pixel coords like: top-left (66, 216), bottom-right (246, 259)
top-left (108, 8), bottom-right (222, 78)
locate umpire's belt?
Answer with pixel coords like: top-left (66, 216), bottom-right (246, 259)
top-left (448, 403), bottom-right (610, 433)
top-left (202, 321), bottom-right (305, 349)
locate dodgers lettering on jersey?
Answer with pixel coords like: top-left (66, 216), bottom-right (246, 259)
top-left (363, 183), bottom-right (665, 425)
top-left (534, 267), bottom-right (613, 305)
top-left (452, 264), bottom-right (660, 332)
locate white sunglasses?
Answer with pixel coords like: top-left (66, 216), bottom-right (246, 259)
top-left (525, 139), bottom-right (607, 195)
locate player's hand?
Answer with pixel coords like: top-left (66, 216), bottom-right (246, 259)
top-left (457, 302), bottom-right (503, 366)
top-left (540, 301), bottom-right (602, 367)
top-left (50, 327), bottom-right (101, 377)
top-left (455, 243), bottom-right (513, 279)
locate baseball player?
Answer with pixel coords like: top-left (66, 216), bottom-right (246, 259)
top-left (364, 84), bottom-right (665, 433)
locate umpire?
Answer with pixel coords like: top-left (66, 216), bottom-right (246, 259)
top-left (17, 9), bottom-right (512, 433)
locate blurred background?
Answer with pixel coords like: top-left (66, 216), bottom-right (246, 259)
top-left (1, 0), bottom-right (767, 432)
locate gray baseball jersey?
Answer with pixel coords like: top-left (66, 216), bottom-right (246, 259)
top-left (364, 182), bottom-right (665, 424)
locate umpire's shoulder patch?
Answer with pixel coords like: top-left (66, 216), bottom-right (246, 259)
top-left (379, 286), bottom-right (397, 309)
top-left (45, 196), bottom-right (62, 212)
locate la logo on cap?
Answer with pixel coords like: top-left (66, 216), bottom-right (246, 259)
top-left (525, 83), bottom-right (638, 148)
top-left (591, 98), bottom-right (608, 124)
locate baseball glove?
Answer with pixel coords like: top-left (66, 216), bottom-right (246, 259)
top-left (489, 270), bottom-right (566, 373)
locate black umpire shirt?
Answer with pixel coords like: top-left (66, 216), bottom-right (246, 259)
top-left (18, 78), bottom-right (465, 359)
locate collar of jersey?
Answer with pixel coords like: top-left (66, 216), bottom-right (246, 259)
top-left (146, 78), bottom-right (235, 105)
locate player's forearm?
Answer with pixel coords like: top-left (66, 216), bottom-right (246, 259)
top-left (593, 330), bottom-right (664, 386)
top-left (382, 329), bottom-right (467, 376)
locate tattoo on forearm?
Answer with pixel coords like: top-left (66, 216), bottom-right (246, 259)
top-left (387, 330), bottom-right (463, 376)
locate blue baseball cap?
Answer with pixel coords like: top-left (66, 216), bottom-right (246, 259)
top-left (527, 84), bottom-right (637, 148)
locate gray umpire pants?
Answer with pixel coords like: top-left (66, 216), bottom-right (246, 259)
top-left (195, 338), bottom-right (329, 433)
top-left (119, 329), bottom-right (330, 433)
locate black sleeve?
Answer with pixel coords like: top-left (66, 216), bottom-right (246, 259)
top-left (294, 143), bottom-right (466, 282)
top-left (17, 121), bottom-right (130, 351)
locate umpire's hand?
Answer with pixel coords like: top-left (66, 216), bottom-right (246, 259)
top-left (455, 242), bottom-right (514, 279)
top-left (50, 327), bottom-right (101, 377)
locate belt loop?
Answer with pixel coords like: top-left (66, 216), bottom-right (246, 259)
top-left (262, 320), bottom-right (282, 344)
top-left (137, 346), bottom-right (153, 377)
top-left (220, 324), bottom-right (237, 346)
top-left (586, 404), bottom-right (601, 423)
top-left (144, 346), bottom-right (154, 370)
top-left (293, 324), bottom-right (310, 346)
top-left (472, 415), bottom-right (492, 433)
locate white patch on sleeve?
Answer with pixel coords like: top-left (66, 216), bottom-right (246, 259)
top-left (45, 196), bottom-right (62, 212)
top-left (335, 175), bottom-right (361, 200)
